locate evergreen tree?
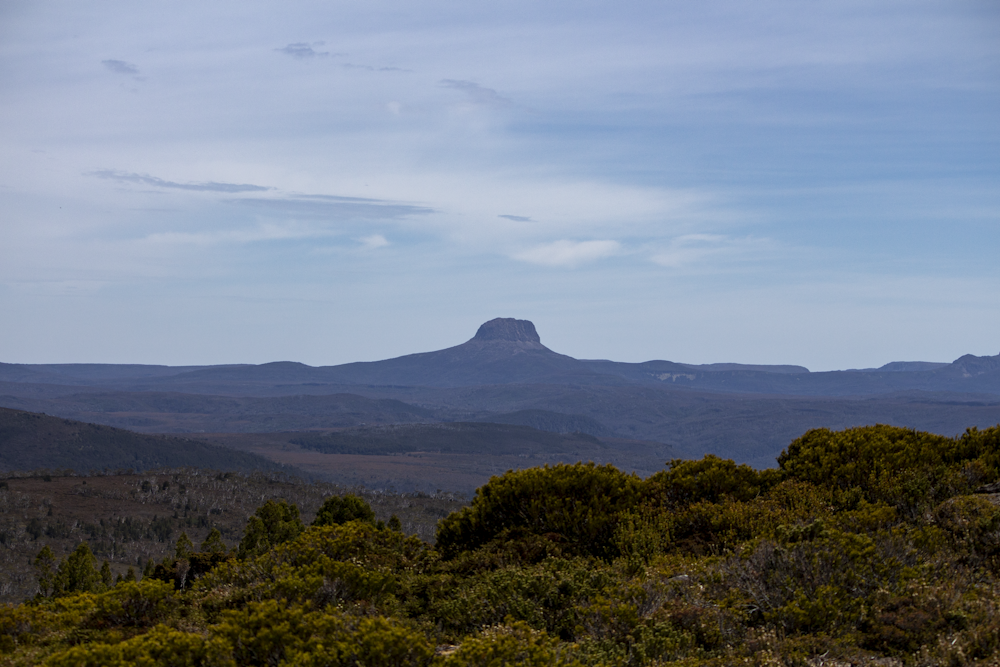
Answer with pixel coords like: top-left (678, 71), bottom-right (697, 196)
top-left (200, 528), bottom-right (227, 554)
top-left (238, 499), bottom-right (304, 559)
top-left (52, 542), bottom-right (102, 595)
top-left (100, 560), bottom-right (113, 588)
top-left (175, 532), bottom-right (194, 559)
top-left (33, 544), bottom-right (57, 597)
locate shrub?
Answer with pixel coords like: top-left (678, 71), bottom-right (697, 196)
top-left (88, 580), bottom-right (177, 629)
top-left (237, 499), bottom-right (304, 559)
top-left (642, 455), bottom-right (779, 508)
top-left (436, 462), bottom-right (640, 560)
top-left (313, 494), bottom-right (377, 527)
top-left (441, 621), bottom-right (581, 667)
top-left (43, 624), bottom-right (234, 667)
top-left (777, 425), bottom-right (985, 515)
top-left (210, 599), bottom-right (434, 667)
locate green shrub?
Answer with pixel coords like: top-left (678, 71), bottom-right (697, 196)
top-left (933, 494), bottom-right (1000, 566)
top-left (313, 494), bottom-right (376, 527)
top-left (88, 580), bottom-right (177, 629)
top-left (441, 621), bottom-right (581, 667)
top-left (237, 499), bottom-right (304, 559)
top-left (422, 557), bottom-right (615, 640)
top-left (777, 425), bottom-right (987, 515)
top-left (436, 462), bottom-right (640, 560)
top-left (200, 522), bottom-right (431, 612)
top-left (642, 455), bottom-right (779, 507)
top-left (44, 624), bottom-right (234, 667)
top-left (210, 599), bottom-right (434, 667)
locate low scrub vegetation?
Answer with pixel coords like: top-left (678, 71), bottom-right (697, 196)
top-left (3, 424), bottom-right (1000, 665)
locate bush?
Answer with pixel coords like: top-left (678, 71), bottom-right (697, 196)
top-left (436, 462), bottom-right (640, 560)
top-left (313, 494), bottom-right (376, 527)
top-left (642, 455), bottom-right (779, 507)
top-left (777, 425), bottom-right (986, 515)
top-left (237, 499), bottom-right (304, 559)
top-left (44, 624), bottom-right (234, 667)
top-left (441, 621), bottom-right (582, 667)
top-left (211, 599), bottom-right (434, 667)
top-left (88, 580), bottom-right (176, 629)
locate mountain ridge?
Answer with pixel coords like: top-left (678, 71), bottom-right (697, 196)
top-left (5, 317), bottom-right (996, 397)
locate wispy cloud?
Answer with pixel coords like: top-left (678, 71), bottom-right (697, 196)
top-left (343, 63), bottom-right (411, 72)
top-left (140, 222), bottom-right (330, 248)
top-left (102, 59), bottom-right (138, 75)
top-left (90, 170), bottom-right (270, 193)
top-left (440, 79), bottom-right (512, 107)
top-left (513, 239), bottom-right (621, 267)
top-left (499, 214), bottom-right (533, 222)
top-left (359, 234), bottom-right (389, 249)
top-left (231, 195), bottom-right (433, 220)
top-left (650, 234), bottom-right (774, 268)
top-left (276, 42), bottom-right (333, 58)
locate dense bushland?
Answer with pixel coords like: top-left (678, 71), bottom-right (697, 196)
top-left (3, 424), bottom-right (1000, 666)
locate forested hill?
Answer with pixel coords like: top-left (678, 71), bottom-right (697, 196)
top-left (0, 408), bottom-right (286, 473)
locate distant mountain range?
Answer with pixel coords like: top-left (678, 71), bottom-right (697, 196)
top-left (3, 318), bottom-right (998, 396)
top-left (2, 317), bottom-right (999, 471)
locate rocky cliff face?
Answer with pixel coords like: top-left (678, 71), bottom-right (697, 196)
top-left (472, 318), bottom-right (542, 344)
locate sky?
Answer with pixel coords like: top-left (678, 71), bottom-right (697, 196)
top-left (1, 0), bottom-right (998, 371)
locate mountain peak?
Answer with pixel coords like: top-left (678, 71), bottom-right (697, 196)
top-left (472, 318), bottom-right (541, 344)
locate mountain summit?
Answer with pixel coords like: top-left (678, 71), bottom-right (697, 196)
top-left (472, 318), bottom-right (541, 344)
top-left (292, 317), bottom-right (598, 387)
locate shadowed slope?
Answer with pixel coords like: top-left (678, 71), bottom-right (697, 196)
top-left (0, 407), bottom-right (288, 473)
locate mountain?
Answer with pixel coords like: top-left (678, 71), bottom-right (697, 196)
top-left (1, 318), bottom-right (999, 473)
top-left (10, 317), bottom-right (993, 397)
top-left (0, 407), bottom-right (290, 474)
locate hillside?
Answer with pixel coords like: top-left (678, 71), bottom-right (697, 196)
top-left (0, 470), bottom-right (465, 603)
top-left (2, 424), bottom-right (1000, 666)
top-left (0, 408), bottom-right (287, 474)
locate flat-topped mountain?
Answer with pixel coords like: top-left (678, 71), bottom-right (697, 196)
top-left (1, 318), bottom-right (999, 397)
top-left (2, 318), bottom-right (1000, 472)
top-left (472, 317), bottom-right (542, 344)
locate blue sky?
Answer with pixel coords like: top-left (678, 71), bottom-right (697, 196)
top-left (1, 0), bottom-right (998, 370)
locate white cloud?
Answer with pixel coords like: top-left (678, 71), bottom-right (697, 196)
top-left (512, 239), bottom-right (621, 267)
top-left (650, 234), bottom-right (775, 269)
top-left (359, 233), bottom-right (389, 249)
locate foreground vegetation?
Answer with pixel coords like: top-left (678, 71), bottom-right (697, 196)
top-left (3, 424), bottom-right (1000, 666)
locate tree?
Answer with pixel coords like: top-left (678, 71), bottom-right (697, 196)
top-left (100, 560), bottom-right (113, 589)
top-left (34, 544), bottom-right (57, 597)
top-left (52, 542), bottom-right (103, 595)
top-left (313, 494), bottom-right (376, 527)
top-left (175, 532), bottom-right (194, 559)
top-left (238, 499), bottom-right (304, 559)
top-left (201, 528), bottom-right (228, 554)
